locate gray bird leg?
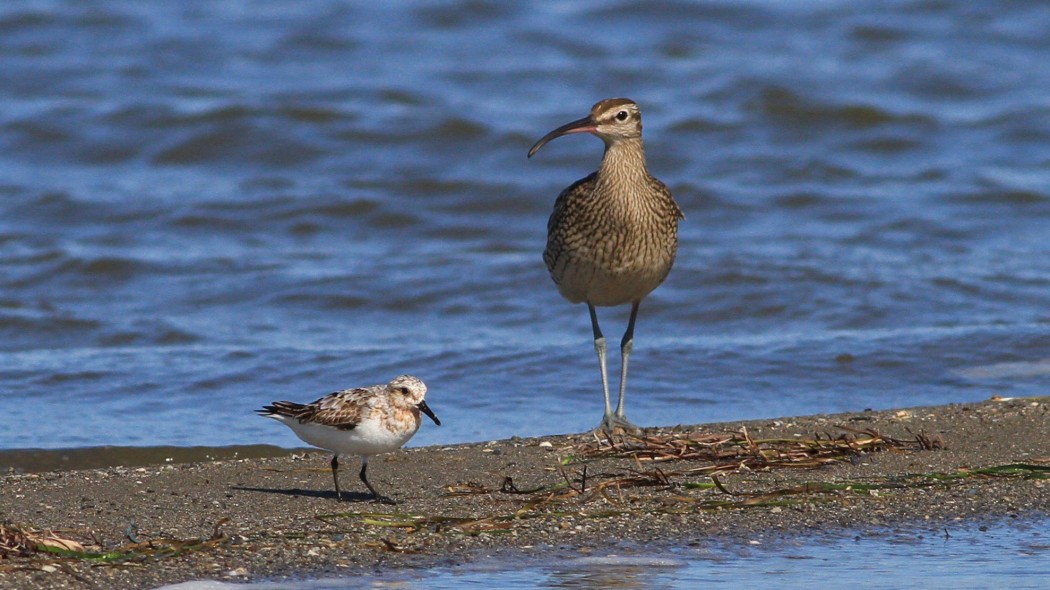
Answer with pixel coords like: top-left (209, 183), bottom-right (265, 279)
top-left (595, 301), bottom-right (641, 433)
top-left (615, 302), bottom-right (641, 424)
top-left (588, 303), bottom-right (614, 422)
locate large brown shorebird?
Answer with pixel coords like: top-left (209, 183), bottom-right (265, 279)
top-left (528, 98), bottom-right (684, 433)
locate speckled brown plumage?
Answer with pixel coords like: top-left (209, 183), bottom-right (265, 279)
top-left (263, 388), bottom-right (370, 431)
top-left (544, 168), bottom-right (682, 307)
top-left (529, 98), bottom-right (683, 433)
top-left (257, 375), bottom-right (440, 503)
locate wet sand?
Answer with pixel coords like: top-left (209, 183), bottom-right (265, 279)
top-left (2, 396), bottom-right (1047, 589)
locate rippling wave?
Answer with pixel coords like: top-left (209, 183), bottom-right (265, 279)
top-left (1, 0), bottom-right (1048, 450)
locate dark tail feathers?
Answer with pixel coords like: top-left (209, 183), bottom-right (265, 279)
top-left (256, 401), bottom-right (306, 418)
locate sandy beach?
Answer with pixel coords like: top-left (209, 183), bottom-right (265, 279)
top-left (2, 396), bottom-right (1047, 589)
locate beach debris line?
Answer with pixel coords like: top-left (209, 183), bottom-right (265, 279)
top-left (1, 523), bottom-right (84, 559)
top-left (314, 461), bottom-right (1048, 546)
top-left (431, 425), bottom-right (953, 505)
top-left (577, 425), bottom-right (946, 468)
top-left (0, 519), bottom-right (230, 573)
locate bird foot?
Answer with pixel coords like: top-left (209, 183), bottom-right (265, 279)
top-left (596, 415), bottom-right (643, 436)
top-left (371, 494), bottom-right (397, 506)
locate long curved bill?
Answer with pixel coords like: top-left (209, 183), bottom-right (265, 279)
top-left (527, 115), bottom-right (598, 158)
top-left (417, 400), bottom-right (441, 426)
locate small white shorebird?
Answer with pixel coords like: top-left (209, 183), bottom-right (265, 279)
top-left (257, 375), bottom-right (440, 504)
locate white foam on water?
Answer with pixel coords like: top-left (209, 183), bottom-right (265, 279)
top-left (955, 358), bottom-right (1050, 379)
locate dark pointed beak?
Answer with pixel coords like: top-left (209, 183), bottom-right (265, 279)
top-left (417, 400), bottom-right (440, 426)
top-left (527, 115), bottom-right (598, 158)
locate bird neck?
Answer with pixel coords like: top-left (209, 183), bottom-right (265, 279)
top-left (597, 137), bottom-right (650, 194)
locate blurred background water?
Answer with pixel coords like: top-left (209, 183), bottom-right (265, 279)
top-left (2, 0), bottom-right (1049, 452)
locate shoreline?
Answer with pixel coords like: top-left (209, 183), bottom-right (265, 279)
top-left (2, 396), bottom-right (1048, 589)
top-left (0, 445), bottom-right (298, 476)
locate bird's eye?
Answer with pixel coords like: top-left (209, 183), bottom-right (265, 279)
top-left (398, 387), bottom-right (410, 395)
top-left (616, 110), bottom-right (629, 121)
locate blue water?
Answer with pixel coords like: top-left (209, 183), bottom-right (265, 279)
top-left (2, 0), bottom-right (1050, 451)
top-left (370, 522), bottom-right (1050, 589)
top-left (154, 520), bottom-right (1050, 589)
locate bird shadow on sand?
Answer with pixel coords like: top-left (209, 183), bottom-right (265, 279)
top-left (231, 485), bottom-right (374, 503)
